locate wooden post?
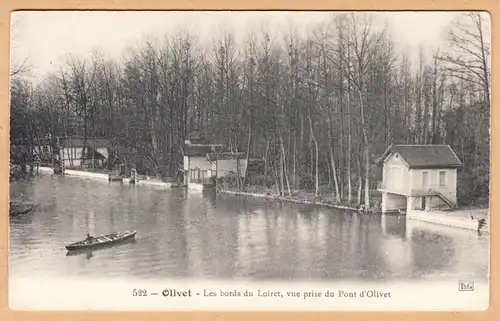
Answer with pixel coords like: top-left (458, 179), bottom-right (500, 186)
top-left (381, 192), bottom-right (388, 214)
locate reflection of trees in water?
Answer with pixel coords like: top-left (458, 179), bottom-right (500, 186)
top-left (9, 176), bottom-right (488, 280)
top-left (203, 191), bottom-right (217, 206)
top-left (321, 213), bottom-right (390, 280)
top-left (10, 216), bottom-right (33, 225)
top-left (233, 204), bottom-right (392, 280)
top-left (379, 216), bottom-right (413, 277)
top-left (381, 215), bottom-right (407, 239)
top-left (406, 222), bottom-right (488, 280)
top-left (178, 191), bottom-right (242, 278)
top-left (409, 230), bottom-right (455, 277)
top-left (9, 179), bottom-right (31, 201)
top-left (124, 189), bottom-right (189, 278)
top-left (353, 214), bottom-right (389, 280)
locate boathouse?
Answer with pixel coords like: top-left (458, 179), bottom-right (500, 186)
top-left (58, 138), bottom-right (109, 169)
top-left (11, 136), bottom-right (111, 170)
top-left (375, 145), bottom-right (462, 214)
top-left (183, 132), bottom-right (247, 190)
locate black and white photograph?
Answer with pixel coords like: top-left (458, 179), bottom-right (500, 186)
top-left (9, 11), bottom-right (490, 311)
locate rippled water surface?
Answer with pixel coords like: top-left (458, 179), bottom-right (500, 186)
top-left (9, 175), bottom-right (489, 281)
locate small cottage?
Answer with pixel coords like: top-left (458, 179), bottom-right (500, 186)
top-left (183, 132), bottom-right (247, 190)
top-left (58, 138), bottom-right (109, 169)
top-left (375, 145), bottom-right (462, 214)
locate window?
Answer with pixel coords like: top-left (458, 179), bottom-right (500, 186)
top-left (439, 171), bottom-right (446, 186)
top-left (422, 171), bottom-right (429, 188)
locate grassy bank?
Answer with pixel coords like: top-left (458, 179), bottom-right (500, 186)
top-left (217, 184), bottom-right (382, 212)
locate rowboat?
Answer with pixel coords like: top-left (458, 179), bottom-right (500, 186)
top-left (65, 238), bottom-right (137, 257)
top-left (65, 230), bottom-right (137, 251)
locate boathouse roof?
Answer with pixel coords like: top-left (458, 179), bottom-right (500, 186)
top-left (185, 131), bottom-right (211, 145)
top-left (206, 152), bottom-right (246, 161)
top-left (12, 137), bottom-right (109, 148)
top-left (60, 138), bottom-right (109, 149)
top-left (82, 147), bottom-right (109, 160)
top-left (185, 144), bottom-right (226, 157)
top-left (185, 145), bottom-right (213, 157)
top-left (375, 145), bottom-right (463, 169)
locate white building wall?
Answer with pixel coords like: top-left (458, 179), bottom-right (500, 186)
top-left (59, 147), bottom-right (109, 168)
top-left (409, 168), bottom-right (457, 204)
top-left (61, 147), bottom-right (84, 168)
top-left (189, 156), bottom-right (213, 171)
top-left (383, 152), bottom-right (410, 194)
top-left (381, 151), bottom-right (460, 212)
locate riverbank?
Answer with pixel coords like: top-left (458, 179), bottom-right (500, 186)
top-left (64, 169), bottom-right (110, 181)
top-left (10, 165), bottom-right (54, 181)
top-left (218, 188), bottom-right (489, 233)
top-left (218, 188), bottom-right (362, 211)
top-left (64, 168), bottom-right (177, 188)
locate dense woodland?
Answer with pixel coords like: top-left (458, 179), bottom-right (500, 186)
top-left (10, 13), bottom-right (490, 206)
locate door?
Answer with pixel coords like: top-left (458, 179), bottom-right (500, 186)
top-left (421, 197), bottom-right (426, 210)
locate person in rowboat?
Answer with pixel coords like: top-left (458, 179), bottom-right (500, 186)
top-left (85, 233), bottom-right (93, 244)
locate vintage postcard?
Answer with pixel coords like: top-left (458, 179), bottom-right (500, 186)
top-left (8, 10), bottom-right (490, 311)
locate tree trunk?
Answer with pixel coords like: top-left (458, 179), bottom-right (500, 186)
top-left (308, 114), bottom-right (319, 197)
top-left (264, 138), bottom-right (271, 186)
top-left (315, 139), bottom-right (319, 197)
top-left (242, 121), bottom-right (252, 188)
top-left (431, 55), bottom-right (438, 143)
top-left (279, 139), bottom-right (285, 197)
top-left (292, 135), bottom-right (296, 190)
top-left (357, 87), bottom-right (371, 208)
top-left (273, 154), bottom-right (281, 196)
top-left (279, 134), bottom-right (292, 197)
top-left (364, 147), bottom-right (370, 209)
top-left (357, 153), bottom-right (362, 205)
top-left (346, 51), bottom-right (353, 203)
top-left (327, 112), bottom-right (341, 203)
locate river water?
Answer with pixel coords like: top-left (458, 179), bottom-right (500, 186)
top-left (9, 175), bottom-right (489, 282)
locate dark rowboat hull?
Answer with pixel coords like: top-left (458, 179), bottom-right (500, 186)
top-left (65, 238), bottom-right (137, 256)
top-left (65, 230), bottom-right (137, 251)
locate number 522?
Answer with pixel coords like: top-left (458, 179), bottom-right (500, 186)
top-left (132, 288), bottom-right (147, 296)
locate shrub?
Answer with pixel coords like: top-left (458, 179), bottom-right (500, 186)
top-left (249, 174), bottom-right (274, 188)
top-left (218, 172), bottom-right (241, 190)
top-left (299, 175), bottom-right (315, 191)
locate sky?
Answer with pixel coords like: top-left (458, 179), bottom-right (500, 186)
top-left (10, 11), bottom-right (488, 81)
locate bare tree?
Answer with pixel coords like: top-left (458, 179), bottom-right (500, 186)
top-left (342, 13), bottom-right (386, 208)
top-left (10, 15), bottom-right (31, 78)
top-left (440, 12), bottom-right (490, 107)
top-left (10, 12), bottom-right (490, 208)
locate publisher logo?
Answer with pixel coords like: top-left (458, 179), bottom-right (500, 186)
top-left (458, 281), bottom-right (474, 292)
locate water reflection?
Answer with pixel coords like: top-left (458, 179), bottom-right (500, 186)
top-left (381, 214), bottom-right (407, 239)
top-left (379, 214), bottom-right (412, 278)
top-left (9, 175), bottom-right (489, 281)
